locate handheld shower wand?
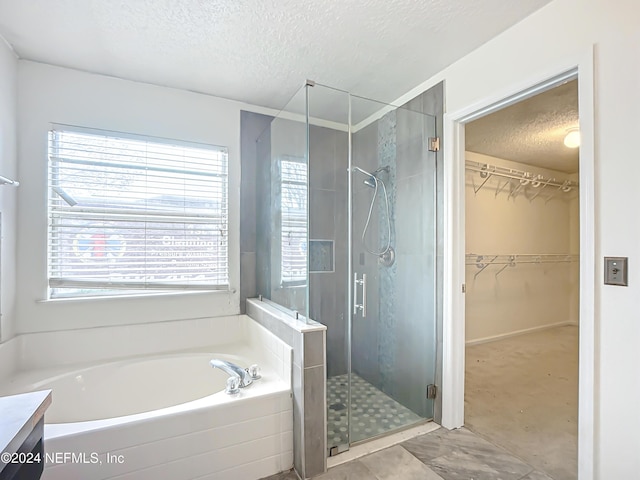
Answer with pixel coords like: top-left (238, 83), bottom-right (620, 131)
top-left (352, 166), bottom-right (392, 258)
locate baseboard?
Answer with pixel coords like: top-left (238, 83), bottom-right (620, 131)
top-left (466, 321), bottom-right (576, 346)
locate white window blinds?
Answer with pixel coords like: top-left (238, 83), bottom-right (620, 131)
top-left (48, 128), bottom-right (229, 298)
top-left (280, 158), bottom-right (307, 284)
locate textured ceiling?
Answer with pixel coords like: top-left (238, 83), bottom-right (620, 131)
top-left (0, 0), bottom-right (552, 111)
top-left (466, 80), bottom-right (579, 173)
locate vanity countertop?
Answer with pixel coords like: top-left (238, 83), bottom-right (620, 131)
top-left (0, 390), bottom-right (51, 473)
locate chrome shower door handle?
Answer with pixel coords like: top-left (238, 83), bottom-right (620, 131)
top-left (361, 273), bottom-right (367, 318)
top-left (353, 273), bottom-right (367, 318)
top-left (353, 272), bottom-right (360, 315)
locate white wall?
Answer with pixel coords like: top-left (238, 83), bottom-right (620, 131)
top-left (0, 37), bottom-right (18, 342)
top-left (16, 61), bottom-right (257, 334)
top-left (398, 0), bottom-right (640, 476)
top-left (465, 152), bottom-right (577, 343)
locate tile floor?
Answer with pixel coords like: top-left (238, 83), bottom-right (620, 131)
top-left (327, 373), bottom-right (423, 448)
top-left (262, 426), bottom-right (554, 480)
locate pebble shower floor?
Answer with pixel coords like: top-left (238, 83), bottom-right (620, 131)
top-left (326, 373), bottom-right (423, 449)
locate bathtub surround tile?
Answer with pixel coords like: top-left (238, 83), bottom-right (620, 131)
top-left (38, 317), bottom-right (293, 480)
top-left (43, 453), bottom-right (110, 480)
top-left (99, 433), bottom-right (285, 480)
top-left (303, 365), bottom-right (326, 476)
top-left (292, 362), bottom-right (304, 476)
top-left (247, 300), bottom-right (266, 326)
top-left (280, 451), bottom-right (295, 478)
top-left (46, 391), bottom-right (286, 456)
top-left (245, 316), bottom-right (293, 387)
top-left (246, 298), bottom-right (327, 479)
top-left (248, 302), bottom-right (296, 347)
top-left (292, 330), bottom-right (303, 367)
top-left (8, 314), bottom-right (291, 480)
top-left (303, 330), bottom-right (324, 368)
top-left (44, 391), bottom-right (292, 480)
top-left (63, 416), bottom-right (285, 478)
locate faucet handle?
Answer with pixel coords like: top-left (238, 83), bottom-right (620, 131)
top-left (225, 376), bottom-right (240, 394)
top-left (248, 364), bottom-right (261, 380)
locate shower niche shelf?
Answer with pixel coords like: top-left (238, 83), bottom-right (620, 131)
top-left (309, 240), bottom-right (334, 273)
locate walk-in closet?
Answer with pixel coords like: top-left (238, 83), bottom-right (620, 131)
top-left (464, 79), bottom-right (580, 480)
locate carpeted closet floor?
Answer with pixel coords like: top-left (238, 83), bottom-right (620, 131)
top-left (465, 325), bottom-right (579, 480)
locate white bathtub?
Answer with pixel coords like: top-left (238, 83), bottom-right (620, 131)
top-left (0, 318), bottom-right (293, 480)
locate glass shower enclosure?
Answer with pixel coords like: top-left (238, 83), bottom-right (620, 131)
top-left (256, 82), bottom-right (439, 454)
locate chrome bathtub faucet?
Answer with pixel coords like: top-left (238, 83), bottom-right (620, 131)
top-left (210, 359), bottom-right (260, 394)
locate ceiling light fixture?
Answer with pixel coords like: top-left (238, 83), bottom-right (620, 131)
top-left (564, 128), bottom-right (581, 149)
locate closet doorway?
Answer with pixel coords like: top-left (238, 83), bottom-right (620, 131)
top-left (463, 79), bottom-right (579, 480)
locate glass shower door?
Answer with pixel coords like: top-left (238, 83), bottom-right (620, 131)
top-left (306, 84), bottom-right (439, 454)
top-left (348, 96), bottom-right (438, 444)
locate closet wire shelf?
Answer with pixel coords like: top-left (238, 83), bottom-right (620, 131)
top-left (466, 253), bottom-right (579, 279)
top-left (466, 160), bottom-right (578, 203)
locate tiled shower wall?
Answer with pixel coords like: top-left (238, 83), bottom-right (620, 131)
top-left (308, 127), bottom-right (348, 378)
top-left (239, 81), bottom-right (444, 474)
top-left (244, 110), bottom-right (349, 377)
top-left (240, 111), bottom-right (273, 312)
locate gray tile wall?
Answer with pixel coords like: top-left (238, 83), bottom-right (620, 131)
top-left (246, 299), bottom-right (327, 479)
top-left (309, 125), bottom-right (348, 378)
top-left (241, 111), bottom-right (274, 313)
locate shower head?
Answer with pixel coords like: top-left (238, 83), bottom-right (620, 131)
top-left (363, 176), bottom-right (377, 188)
top-left (353, 165), bottom-right (389, 188)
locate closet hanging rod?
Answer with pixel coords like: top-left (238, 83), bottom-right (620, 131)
top-left (466, 254), bottom-right (579, 279)
top-left (465, 160), bottom-right (579, 190)
top-left (0, 175), bottom-right (19, 187)
top-left (466, 253), bottom-right (579, 266)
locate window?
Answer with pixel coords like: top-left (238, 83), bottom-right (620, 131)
top-left (280, 158), bottom-right (307, 285)
top-left (48, 128), bottom-right (229, 298)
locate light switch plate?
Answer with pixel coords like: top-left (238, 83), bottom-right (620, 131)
top-left (604, 257), bottom-right (628, 286)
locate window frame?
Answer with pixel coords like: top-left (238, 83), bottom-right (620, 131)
top-left (47, 126), bottom-right (230, 299)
